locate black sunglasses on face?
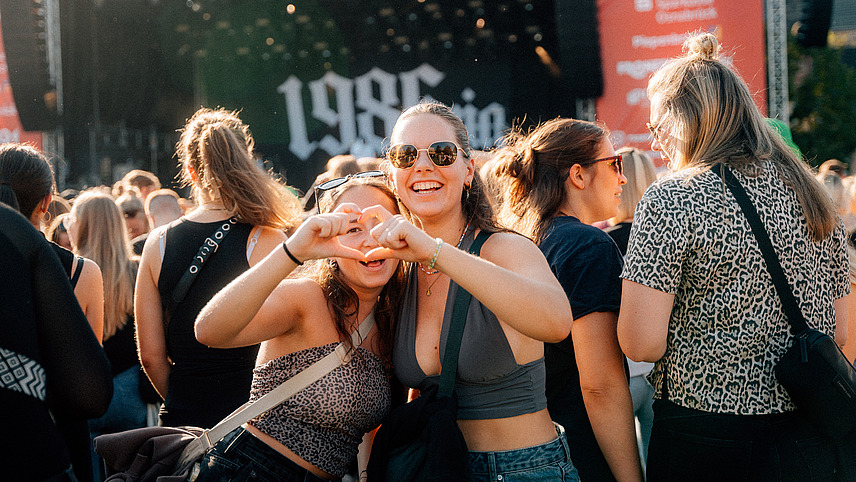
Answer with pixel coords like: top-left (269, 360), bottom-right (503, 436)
top-left (314, 170), bottom-right (386, 212)
top-left (590, 154), bottom-right (623, 176)
top-left (386, 141), bottom-right (463, 169)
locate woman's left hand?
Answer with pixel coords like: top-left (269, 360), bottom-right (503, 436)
top-left (358, 204), bottom-right (436, 264)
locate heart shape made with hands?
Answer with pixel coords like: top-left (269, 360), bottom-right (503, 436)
top-left (296, 202), bottom-right (433, 264)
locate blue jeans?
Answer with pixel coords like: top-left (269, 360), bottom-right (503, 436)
top-left (469, 423), bottom-right (579, 481)
top-left (191, 427), bottom-right (329, 482)
top-left (629, 375), bottom-right (654, 463)
top-left (89, 366), bottom-right (148, 482)
top-left (647, 400), bottom-right (843, 481)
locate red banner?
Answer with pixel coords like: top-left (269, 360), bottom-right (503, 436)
top-left (0, 22), bottom-right (43, 149)
top-left (595, 0), bottom-right (766, 165)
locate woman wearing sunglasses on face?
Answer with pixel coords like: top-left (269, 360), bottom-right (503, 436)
top-left (492, 118), bottom-right (641, 482)
top-left (194, 175), bottom-right (404, 481)
top-left (364, 101), bottom-right (577, 481)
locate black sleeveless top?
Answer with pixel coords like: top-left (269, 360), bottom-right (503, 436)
top-left (157, 218), bottom-right (261, 428)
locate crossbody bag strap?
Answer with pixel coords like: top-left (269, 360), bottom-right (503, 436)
top-left (438, 230), bottom-right (492, 397)
top-left (171, 217), bottom-right (238, 306)
top-left (178, 309), bottom-right (376, 467)
top-left (711, 164), bottom-right (809, 334)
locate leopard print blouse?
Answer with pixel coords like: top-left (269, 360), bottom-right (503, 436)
top-left (622, 161), bottom-right (849, 415)
top-left (247, 343), bottom-right (390, 478)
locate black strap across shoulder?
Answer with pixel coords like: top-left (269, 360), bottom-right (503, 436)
top-left (70, 256), bottom-right (85, 288)
top-left (171, 217), bottom-right (238, 306)
top-left (438, 230), bottom-right (492, 397)
top-left (711, 164), bottom-right (809, 335)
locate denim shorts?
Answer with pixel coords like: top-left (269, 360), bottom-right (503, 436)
top-left (190, 427), bottom-right (330, 482)
top-left (469, 423), bottom-right (580, 481)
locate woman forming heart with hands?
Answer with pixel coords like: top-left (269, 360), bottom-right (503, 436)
top-left (193, 175), bottom-right (405, 481)
top-left (365, 101), bottom-right (579, 482)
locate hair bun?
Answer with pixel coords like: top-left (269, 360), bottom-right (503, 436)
top-left (684, 32), bottom-right (719, 61)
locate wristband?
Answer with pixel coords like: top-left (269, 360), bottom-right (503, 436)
top-left (427, 238), bottom-right (444, 270)
top-left (282, 241), bottom-right (303, 265)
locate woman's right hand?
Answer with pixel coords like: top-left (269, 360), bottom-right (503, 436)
top-left (285, 203), bottom-right (371, 263)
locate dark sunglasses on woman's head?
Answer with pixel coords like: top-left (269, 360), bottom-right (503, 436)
top-left (124, 209), bottom-right (142, 219)
top-left (591, 154), bottom-right (623, 176)
top-left (386, 141), bottom-right (464, 169)
top-left (314, 170), bottom-right (386, 212)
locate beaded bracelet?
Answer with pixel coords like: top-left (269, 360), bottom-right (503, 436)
top-left (427, 238), bottom-right (444, 270)
top-left (282, 241), bottom-right (303, 265)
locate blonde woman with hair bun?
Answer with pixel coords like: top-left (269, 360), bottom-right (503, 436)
top-left (136, 107), bottom-right (302, 428)
top-left (618, 31), bottom-right (853, 479)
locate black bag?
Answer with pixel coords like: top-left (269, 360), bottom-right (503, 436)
top-left (94, 426), bottom-right (204, 481)
top-left (775, 328), bottom-right (856, 439)
top-left (713, 164), bottom-right (856, 440)
top-left (366, 231), bottom-right (492, 482)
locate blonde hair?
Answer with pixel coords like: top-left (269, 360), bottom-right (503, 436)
top-left (176, 107), bottom-right (301, 230)
top-left (613, 147), bottom-right (658, 223)
top-left (71, 190), bottom-right (136, 340)
top-left (648, 32), bottom-right (837, 241)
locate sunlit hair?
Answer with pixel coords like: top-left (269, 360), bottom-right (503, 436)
top-left (71, 190), bottom-right (136, 340)
top-left (122, 169), bottom-right (161, 193)
top-left (308, 177), bottom-right (405, 366)
top-left (0, 143), bottom-right (55, 220)
top-left (492, 117), bottom-right (609, 243)
top-left (385, 100), bottom-right (501, 234)
top-left (613, 147), bottom-right (658, 224)
top-left (176, 107), bottom-right (301, 230)
top-left (648, 31), bottom-right (836, 240)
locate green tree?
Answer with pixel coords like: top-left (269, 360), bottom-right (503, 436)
top-left (788, 37), bottom-right (856, 168)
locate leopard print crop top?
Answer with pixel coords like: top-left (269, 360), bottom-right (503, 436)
top-left (247, 343), bottom-right (390, 478)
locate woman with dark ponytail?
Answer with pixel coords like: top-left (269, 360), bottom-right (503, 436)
top-left (135, 108), bottom-right (302, 428)
top-left (494, 118), bottom-right (641, 481)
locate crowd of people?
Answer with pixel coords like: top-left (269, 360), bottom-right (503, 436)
top-left (2, 31), bottom-right (855, 481)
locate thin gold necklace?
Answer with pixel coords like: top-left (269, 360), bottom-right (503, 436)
top-left (422, 222), bottom-right (470, 296)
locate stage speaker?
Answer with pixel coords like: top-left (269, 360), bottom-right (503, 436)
top-left (555, 0), bottom-right (603, 99)
top-left (796, 0), bottom-right (833, 48)
top-left (0, 0), bottom-right (58, 131)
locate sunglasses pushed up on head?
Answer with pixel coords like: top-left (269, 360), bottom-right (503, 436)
top-left (313, 170), bottom-right (386, 212)
top-left (386, 141), bottom-right (465, 169)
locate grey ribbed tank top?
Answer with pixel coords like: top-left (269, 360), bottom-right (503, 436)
top-left (392, 231), bottom-right (548, 420)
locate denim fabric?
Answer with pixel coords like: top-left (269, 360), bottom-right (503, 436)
top-left (629, 375), bottom-right (654, 463)
top-left (191, 427), bottom-right (330, 482)
top-left (89, 365), bottom-right (148, 482)
top-left (469, 424), bottom-right (579, 481)
top-left (647, 400), bottom-right (841, 482)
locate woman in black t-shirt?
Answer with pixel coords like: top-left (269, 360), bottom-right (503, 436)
top-left (493, 118), bottom-right (643, 482)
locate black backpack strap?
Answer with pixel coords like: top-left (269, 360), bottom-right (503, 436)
top-left (438, 230), bottom-right (492, 397)
top-left (70, 256), bottom-right (85, 288)
top-left (711, 164), bottom-right (809, 334)
top-left (171, 217), bottom-right (238, 306)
